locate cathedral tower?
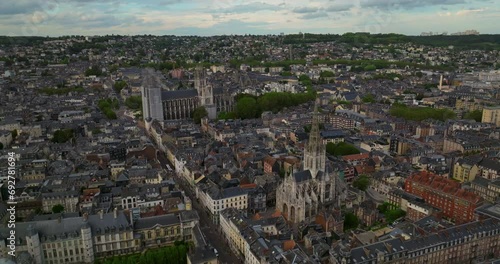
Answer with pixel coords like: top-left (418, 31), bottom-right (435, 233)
top-left (276, 99), bottom-right (338, 224)
top-left (303, 100), bottom-right (326, 178)
top-left (194, 66), bottom-right (216, 119)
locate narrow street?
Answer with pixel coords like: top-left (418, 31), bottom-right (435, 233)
top-left (156, 150), bottom-right (243, 264)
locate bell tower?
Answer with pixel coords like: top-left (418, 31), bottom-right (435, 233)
top-left (194, 66), bottom-right (216, 119)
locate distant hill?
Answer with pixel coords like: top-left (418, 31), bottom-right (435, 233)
top-left (283, 33), bottom-right (500, 50)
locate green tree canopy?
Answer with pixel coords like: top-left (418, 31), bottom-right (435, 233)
top-left (114, 80), bottom-right (127, 93)
top-left (98, 98), bottom-right (119, 119)
top-left (344, 212), bottom-right (360, 230)
top-left (97, 241), bottom-right (189, 264)
top-left (52, 129), bottom-right (74, 143)
top-left (362, 94), bottom-right (376, 103)
top-left (364, 64), bottom-right (377, 71)
top-left (192, 106), bottom-right (208, 124)
top-left (218, 111), bottom-right (237, 120)
top-left (389, 104), bottom-right (456, 122)
top-left (236, 97), bottom-right (258, 119)
top-left (384, 209), bottom-right (406, 223)
top-left (125, 96), bottom-right (142, 110)
top-left (326, 142), bottom-right (361, 156)
top-left (320, 71), bottom-right (335, 78)
top-left (353, 175), bottom-right (370, 191)
top-left (52, 204), bottom-right (64, 213)
top-left (85, 65), bottom-right (103, 76)
top-left (464, 110), bottom-right (483, 122)
top-left (377, 202), bottom-right (392, 214)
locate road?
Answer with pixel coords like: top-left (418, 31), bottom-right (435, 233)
top-left (156, 150), bottom-right (243, 264)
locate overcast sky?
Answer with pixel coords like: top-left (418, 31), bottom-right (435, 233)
top-left (1, 0), bottom-right (499, 36)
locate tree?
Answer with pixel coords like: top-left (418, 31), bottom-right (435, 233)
top-left (85, 65), bottom-right (102, 76)
top-left (124, 96), bottom-right (142, 110)
top-left (52, 129), bottom-right (74, 143)
top-left (353, 175), bottom-right (370, 191)
top-left (98, 98), bottom-right (119, 119)
top-left (320, 71), bottom-right (335, 78)
top-left (236, 97), bottom-right (258, 119)
top-left (11, 129), bottom-right (18, 140)
top-left (389, 104), bottom-right (456, 121)
top-left (362, 94), bottom-right (376, 103)
top-left (218, 111), bottom-right (237, 120)
top-left (377, 202), bottom-right (392, 214)
top-left (113, 80), bottom-right (127, 93)
top-left (344, 212), bottom-right (359, 230)
top-left (52, 204), bottom-right (64, 213)
top-left (384, 209), bottom-right (406, 223)
top-left (192, 106), bottom-right (208, 124)
top-left (0, 142), bottom-right (3, 149)
top-left (364, 64), bottom-right (376, 71)
top-left (326, 142), bottom-right (360, 156)
top-left (464, 110), bottom-right (483, 122)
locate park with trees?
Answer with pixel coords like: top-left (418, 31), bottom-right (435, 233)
top-left (96, 241), bottom-right (189, 264)
top-left (389, 103), bottom-right (456, 122)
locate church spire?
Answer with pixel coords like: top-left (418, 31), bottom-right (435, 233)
top-left (303, 99), bottom-right (326, 178)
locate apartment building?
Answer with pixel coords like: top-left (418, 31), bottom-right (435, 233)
top-left (335, 218), bottom-right (500, 263)
top-left (220, 208), bottom-right (292, 264)
top-left (0, 210), bottom-right (199, 264)
top-left (405, 171), bottom-right (482, 224)
top-left (196, 184), bottom-right (248, 223)
top-left (41, 191), bottom-right (80, 213)
top-left (482, 106), bottom-right (500, 126)
top-left (471, 177), bottom-right (500, 203)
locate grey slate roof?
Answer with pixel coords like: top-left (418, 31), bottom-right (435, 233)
top-left (134, 214), bottom-right (179, 230)
top-left (294, 170), bottom-right (312, 183)
top-left (162, 89), bottom-right (198, 100)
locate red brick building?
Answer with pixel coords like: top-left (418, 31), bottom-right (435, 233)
top-left (405, 171), bottom-right (482, 224)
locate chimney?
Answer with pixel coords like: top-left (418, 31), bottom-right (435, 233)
top-left (99, 210), bottom-right (104, 220)
top-left (439, 75), bottom-right (443, 90)
top-left (83, 212), bottom-right (89, 221)
top-left (113, 208), bottom-right (118, 219)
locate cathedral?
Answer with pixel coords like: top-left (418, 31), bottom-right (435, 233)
top-left (276, 101), bottom-right (339, 224)
top-left (142, 67), bottom-right (234, 121)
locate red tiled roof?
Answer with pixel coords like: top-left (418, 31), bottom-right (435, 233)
top-left (343, 152), bottom-right (370, 161)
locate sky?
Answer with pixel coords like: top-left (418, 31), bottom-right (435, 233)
top-left (1, 0), bottom-right (499, 36)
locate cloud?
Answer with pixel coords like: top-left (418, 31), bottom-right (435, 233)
top-left (301, 12), bottom-right (330, 20)
top-left (219, 2), bottom-right (282, 14)
top-left (360, 0), bottom-right (467, 10)
top-left (325, 3), bottom-right (355, 12)
top-left (159, 19), bottom-right (273, 36)
top-left (0, 0), bottom-right (498, 36)
top-left (0, 0), bottom-right (44, 15)
top-left (456, 8), bottom-right (485, 16)
top-left (293, 6), bottom-right (320, 14)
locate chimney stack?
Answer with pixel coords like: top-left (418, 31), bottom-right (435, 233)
top-left (439, 75), bottom-right (443, 90)
top-left (113, 208), bottom-right (118, 219)
top-left (99, 210), bottom-right (104, 220)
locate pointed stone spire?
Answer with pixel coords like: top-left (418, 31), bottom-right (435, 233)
top-left (303, 98), bottom-right (326, 178)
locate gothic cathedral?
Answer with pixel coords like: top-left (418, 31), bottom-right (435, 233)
top-left (276, 101), bottom-right (338, 224)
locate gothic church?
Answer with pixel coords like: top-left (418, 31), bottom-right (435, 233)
top-left (276, 101), bottom-right (338, 223)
